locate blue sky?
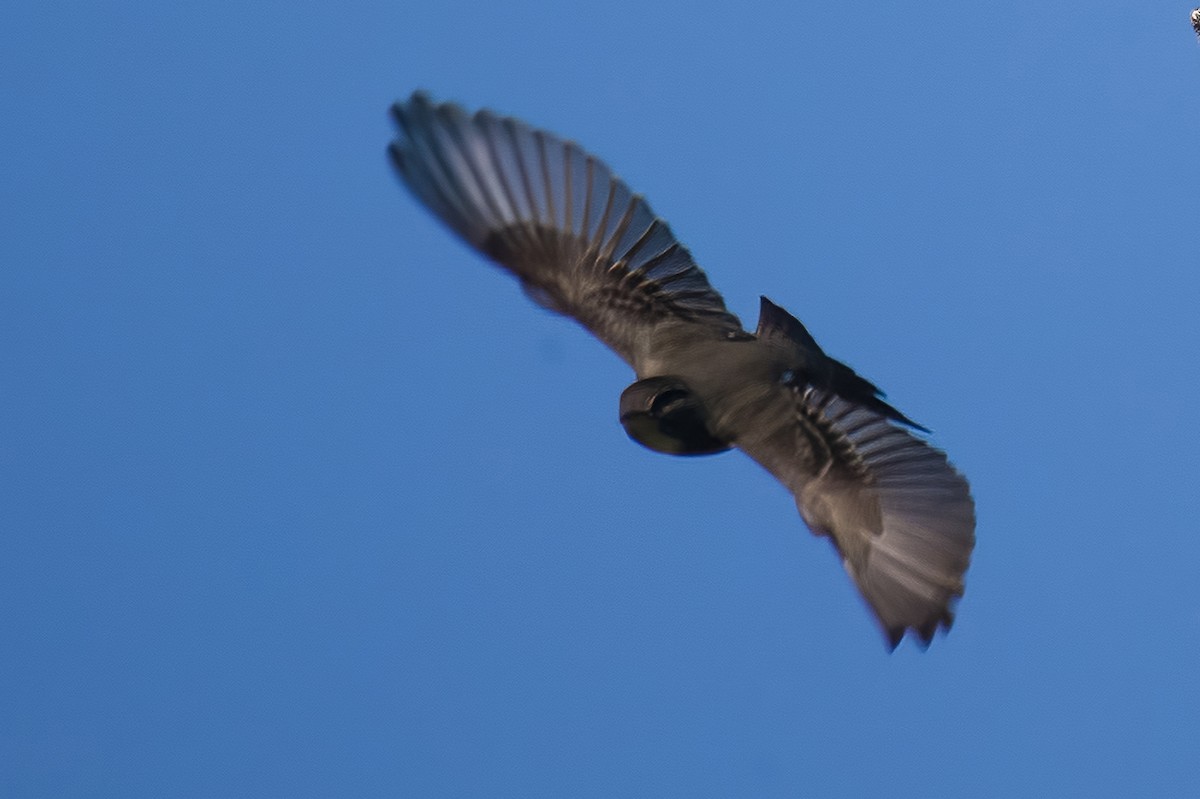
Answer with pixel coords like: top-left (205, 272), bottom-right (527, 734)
top-left (3, 2), bottom-right (1199, 796)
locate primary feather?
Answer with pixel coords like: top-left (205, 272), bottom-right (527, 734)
top-left (390, 92), bottom-right (742, 368)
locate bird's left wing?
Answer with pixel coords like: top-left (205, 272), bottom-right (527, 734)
top-left (389, 92), bottom-right (743, 367)
top-left (738, 383), bottom-right (975, 649)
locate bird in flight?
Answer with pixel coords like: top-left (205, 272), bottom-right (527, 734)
top-left (389, 92), bottom-right (975, 650)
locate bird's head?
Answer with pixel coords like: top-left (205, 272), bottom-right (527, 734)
top-left (618, 376), bottom-right (732, 456)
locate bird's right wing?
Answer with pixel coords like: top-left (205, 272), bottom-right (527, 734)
top-left (389, 92), bottom-right (744, 367)
top-left (739, 384), bottom-right (975, 649)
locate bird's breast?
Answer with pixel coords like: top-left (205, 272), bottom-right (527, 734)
top-left (638, 330), bottom-right (794, 446)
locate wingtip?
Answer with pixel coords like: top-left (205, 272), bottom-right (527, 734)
top-left (389, 91), bottom-right (443, 171)
top-left (404, 89), bottom-right (433, 108)
top-left (881, 609), bottom-right (955, 652)
top-left (884, 628), bottom-right (903, 652)
top-left (390, 90), bottom-right (438, 132)
top-left (386, 140), bottom-right (406, 171)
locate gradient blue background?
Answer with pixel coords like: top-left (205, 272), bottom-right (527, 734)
top-left (4, 2), bottom-right (1199, 796)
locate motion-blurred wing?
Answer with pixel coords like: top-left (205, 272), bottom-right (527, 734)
top-left (741, 385), bottom-right (975, 649)
top-left (389, 92), bottom-right (743, 366)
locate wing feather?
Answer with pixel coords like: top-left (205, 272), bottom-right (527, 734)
top-left (742, 386), bottom-right (975, 649)
top-left (389, 92), bottom-right (743, 366)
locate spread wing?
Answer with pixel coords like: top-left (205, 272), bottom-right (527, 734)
top-left (389, 92), bottom-right (743, 367)
top-left (739, 384), bottom-right (975, 649)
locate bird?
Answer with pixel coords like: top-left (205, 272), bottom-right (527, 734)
top-left (1192, 8), bottom-right (1200, 40)
top-left (388, 92), bottom-right (975, 650)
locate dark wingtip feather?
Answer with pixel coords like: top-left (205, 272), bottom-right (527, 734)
top-left (885, 627), bottom-right (903, 652)
top-left (902, 609), bottom-right (955, 651)
top-left (386, 140), bottom-right (405, 169)
top-left (402, 89), bottom-right (433, 110)
top-left (390, 91), bottom-right (439, 141)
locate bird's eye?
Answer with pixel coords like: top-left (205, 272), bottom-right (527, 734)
top-left (780, 369), bottom-right (796, 385)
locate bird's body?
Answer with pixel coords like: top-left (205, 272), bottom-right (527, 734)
top-left (389, 92), bottom-right (975, 649)
top-left (641, 328), bottom-right (782, 429)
